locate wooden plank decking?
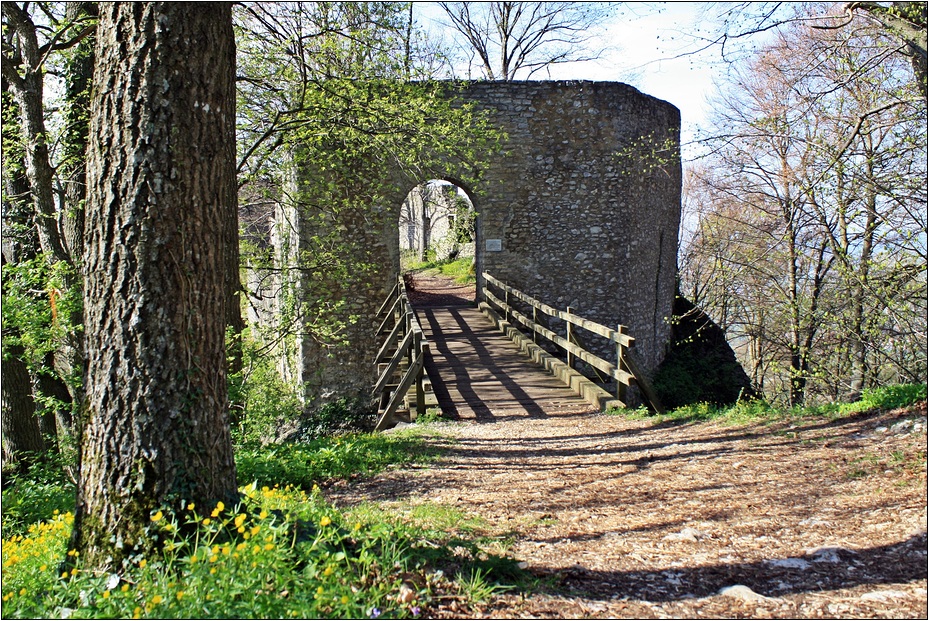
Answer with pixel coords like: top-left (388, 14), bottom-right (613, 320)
top-left (417, 305), bottom-right (596, 421)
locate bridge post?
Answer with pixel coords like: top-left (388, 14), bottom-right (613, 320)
top-left (414, 332), bottom-right (425, 418)
top-left (616, 324), bottom-right (628, 406)
top-left (532, 306), bottom-right (538, 345)
top-left (504, 284), bottom-right (510, 325)
top-left (566, 307), bottom-right (574, 370)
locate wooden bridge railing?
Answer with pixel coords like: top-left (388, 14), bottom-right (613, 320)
top-left (372, 277), bottom-right (429, 430)
top-left (480, 272), bottom-right (663, 412)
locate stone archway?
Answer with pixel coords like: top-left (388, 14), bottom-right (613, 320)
top-left (267, 81), bottom-right (681, 407)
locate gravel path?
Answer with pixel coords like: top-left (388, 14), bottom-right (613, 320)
top-left (328, 406), bottom-right (927, 618)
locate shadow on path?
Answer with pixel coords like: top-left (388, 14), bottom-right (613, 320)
top-left (554, 533), bottom-right (928, 602)
top-left (417, 305), bottom-right (592, 421)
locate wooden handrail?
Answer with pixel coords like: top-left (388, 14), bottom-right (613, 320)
top-left (480, 271), bottom-right (663, 412)
top-left (372, 276), bottom-right (430, 430)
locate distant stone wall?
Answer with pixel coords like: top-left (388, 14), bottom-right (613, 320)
top-left (272, 81), bottom-right (681, 407)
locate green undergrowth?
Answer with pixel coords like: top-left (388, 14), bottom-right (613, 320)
top-left (1, 484), bottom-right (520, 619)
top-left (1, 429), bottom-right (522, 619)
top-left (235, 429), bottom-right (440, 491)
top-left (611, 383), bottom-right (927, 425)
top-left (403, 256), bottom-right (475, 285)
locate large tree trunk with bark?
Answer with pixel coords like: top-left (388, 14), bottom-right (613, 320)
top-left (71, 2), bottom-right (238, 569)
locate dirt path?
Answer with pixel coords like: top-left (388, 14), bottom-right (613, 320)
top-left (327, 406), bottom-right (927, 618)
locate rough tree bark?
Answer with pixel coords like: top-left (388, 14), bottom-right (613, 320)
top-left (71, 2), bottom-right (238, 568)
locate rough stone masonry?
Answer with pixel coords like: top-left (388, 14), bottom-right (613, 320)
top-left (268, 81), bottom-right (681, 407)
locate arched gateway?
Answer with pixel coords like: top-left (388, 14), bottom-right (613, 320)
top-left (255, 81), bottom-right (681, 407)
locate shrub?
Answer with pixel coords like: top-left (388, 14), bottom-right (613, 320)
top-left (1, 485), bottom-right (519, 619)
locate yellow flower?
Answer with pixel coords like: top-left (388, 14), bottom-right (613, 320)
top-left (211, 509), bottom-right (220, 517)
top-left (250, 525), bottom-right (260, 536)
top-left (133, 606), bottom-right (142, 619)
top-left (202, 518), bottom-right (211, 526)
top-left (121, 584), bottom-right (130, 593)
top-left (210, 555), bottom-right (219, 563)
top-left (187, 503), bottom-right (195, 511)
top-left (18, 588), bottom-right (26, 596)
top-left (216, 501), bottom-right (225, 512)
top-left (39, 564), bottom-right (47, 571)
top-left (102, 590), bottom-right (110, 599)
top-left (176, 591), bottom-right (184, 600)
top-left (236, 542), bottom-right (247, 552)
top-left (323, 566), bottom-right (333, 576)
top-left (341, 595), bottom-right (350, 604)
top-left (70, 568), bottom-right (78, 576)
top-left (253, 545), bottom-right (262, 555)
top-left (151, 595), bottom-right (163, 605)
top-left (234, 514), bottom-right (246, 528)
top-left (150, 510), bottom-right (164, 522)
top-left (210, 567), bottom-right (217, 575)
top-left (138, 559), bottom-right (147, 569)
top-left (319, 516), bottom-right (332, 527)
top-left (264, 543), bottom-right (274, 551)
top-left (222, 546), bottom-right (231, 555)
top-left (60, 571), bottom-right (69, 579)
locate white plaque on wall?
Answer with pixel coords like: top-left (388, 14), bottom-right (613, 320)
top-left (485, 239), bottom-right (502, 252)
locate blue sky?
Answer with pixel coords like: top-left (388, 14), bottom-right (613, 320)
top-left (413, 2), bottom-right (726, 157)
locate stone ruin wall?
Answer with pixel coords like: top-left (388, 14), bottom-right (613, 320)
top-left (265, 81), bottom-right (681, 407)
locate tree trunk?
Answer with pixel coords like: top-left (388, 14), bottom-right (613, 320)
top-left (0, 4), bottom-right (72, 266)
top-left (1, 343), bottom-right (46, 469)
top-left (71, 2), bottom-right (238, 569)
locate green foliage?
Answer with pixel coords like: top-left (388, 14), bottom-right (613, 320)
top-left (614, 128), bottom-right (681, 179)
top-left (227, 334), bottom-right (304, 445)
top-left (0, 453), bottom-right (75, 538)
top-left (290, 398), bottom-right (378, 440)
top-left (1, 484), bottom-right (520, 618)
top-left (857, 384), bottom-right (928, 410)
top-left (1, 254), bottom-right (82, 387)
top-left (403, 256), bottom-right (476, 285)
top-left (610, 383), bottom-right (926, 425)
top-left (236, 431), bottom-right (439, 491)
top-left (414, 408), bottom-right (448, 425)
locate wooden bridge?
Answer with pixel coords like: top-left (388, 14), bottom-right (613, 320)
top-left (373, 272), bottom-right (662, 429)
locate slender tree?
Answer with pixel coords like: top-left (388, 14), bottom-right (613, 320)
top-left (71, 2), bottom-right (238, 568)
top-left (437, 1), bottom-right (617, 80)
top-left (683, 11), bottom-right (926, 405)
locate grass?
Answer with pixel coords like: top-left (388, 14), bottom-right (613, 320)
top-left (608, 383), bottom-right (927, 426)
top-left (1, 429), bottom-right (523, 619)
top-left (402, 255), bottom-right (475, 285)
top-left (235, 428), bottom-right (440, 491)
